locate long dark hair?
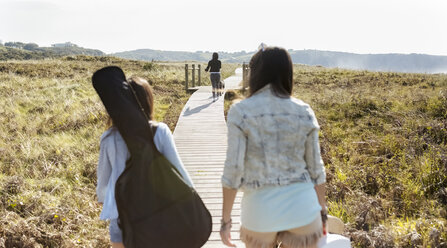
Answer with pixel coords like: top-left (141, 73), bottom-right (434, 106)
top-left (248, 47), bottom-right (293, 97)
top-left (212, 52), bottom-right (218, 60)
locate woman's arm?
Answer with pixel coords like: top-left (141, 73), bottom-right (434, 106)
top-left (220, 187), bottom-right (237, 247)
top-left (222, 187), bottom-right (237, 223)
top-left (304, 110), bottom-right (328, 232)
top-left (314, 183), bottom-right (327, 209)
top-left (96, 138), bottom-right (112, 203)
top-left (220, 106), bottom-right (246, 247)
top-left (305, 126), bottom-right (327, 208)
top-left (221, 106), bottom-right (246, 189)
top-left (154, 123), bottom-right (194, 188)
top-left (304, 128), bottom-right (326, 186)
top-left (315, 183), bottom-right (328, 234)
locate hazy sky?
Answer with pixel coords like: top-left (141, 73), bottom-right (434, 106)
top-left (1, 0), bottom-right (446, 55)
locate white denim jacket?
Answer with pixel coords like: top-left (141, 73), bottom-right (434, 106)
top-left (222, 84), bottom-right (326, 190)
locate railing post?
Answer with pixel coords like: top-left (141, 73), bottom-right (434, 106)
top-left (185, 64), bottom-right (188, 91)
top-left (242, 62), bottom-right (248, 90)
top-left (242, 62), bottom-right (245, 83)
top-left (198, 64), bottom-right (201, 86)
top-left (192, 64), bottom-right (195, 88)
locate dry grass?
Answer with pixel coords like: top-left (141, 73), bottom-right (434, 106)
top-left (0, 56), bottom-right (237, 247)
top-left (292, 65), bottom-right (447, 247)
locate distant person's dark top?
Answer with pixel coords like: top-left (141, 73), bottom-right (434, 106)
top-left (205, 59), bottom-right (221, 73)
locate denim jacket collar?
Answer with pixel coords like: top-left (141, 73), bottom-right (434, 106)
top-left (252, 84), bottom-right (271, 96)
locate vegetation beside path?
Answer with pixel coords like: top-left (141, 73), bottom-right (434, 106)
top-left (0, 56), bottom-right (236, 247)
top-left (225, 65), bottom-right (447, 247)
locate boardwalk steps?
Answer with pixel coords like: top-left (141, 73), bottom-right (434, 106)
top-left (173, 69), bottom-right (244, 247)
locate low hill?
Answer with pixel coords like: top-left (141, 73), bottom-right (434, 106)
top-left (39, 46), bottom-right (105, 56)
top-left (289, 50), bottom-right (447, 73)
top-left (0, 45), bottom-right (105, 60)
top-left (3, 41), bottom-right (447, 73)
top-left (111, 49), bottom-right (250, 63)
top-left (0, 46), bottom-right (48, 60)
top-left (112, 48), bottom-right (447, 73)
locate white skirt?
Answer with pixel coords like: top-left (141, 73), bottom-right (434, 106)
top-left (241, 182), bottom-right (322, 232)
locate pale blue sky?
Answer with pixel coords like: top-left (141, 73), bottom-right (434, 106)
top-left (1, 0), bottom-right (446, 55)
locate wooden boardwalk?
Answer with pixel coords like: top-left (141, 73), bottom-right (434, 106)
top-left (173, 69), bottom-right (244, 247)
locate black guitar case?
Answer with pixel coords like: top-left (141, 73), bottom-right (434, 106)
top-left (92, 66), bottom-right (212, 248)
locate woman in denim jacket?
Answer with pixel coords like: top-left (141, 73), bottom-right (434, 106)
top-left (220, 46), bottom-right (327, 248)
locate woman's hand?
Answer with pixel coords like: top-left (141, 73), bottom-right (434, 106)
top-left (315, 184), bottom-right (328, 235)
top-left (322, 219), bottom-right (327, 235)
top-left (221, 187), bottom-right (238, 247)
top-left (321, 207), bottom-right (328, 235)
top-left (220, 219), bottom-right (236, 247)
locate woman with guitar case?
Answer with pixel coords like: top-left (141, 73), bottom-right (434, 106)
top-left (93, 66), bottom-right (212, 248)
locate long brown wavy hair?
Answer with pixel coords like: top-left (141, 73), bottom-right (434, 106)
top-left (106, 76), bottom-right (154, 128)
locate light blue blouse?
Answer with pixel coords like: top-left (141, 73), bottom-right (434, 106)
top-left (96, 123), bottom-right (194, 220)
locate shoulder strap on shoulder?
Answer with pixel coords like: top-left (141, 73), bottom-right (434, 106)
top-left (149, 121), bottom-right (158, 139)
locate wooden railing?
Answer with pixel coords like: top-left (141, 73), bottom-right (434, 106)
top-left (242, 62), bottom-right (249, 90)
top-left (184, 64), bottom-right (201, 91)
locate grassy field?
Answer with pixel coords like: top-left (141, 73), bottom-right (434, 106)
top-left (0, 56), bottom-right (237, 247)
top-left (2, 55), bottom-right (446, 247)
top-left (225, 65), bottom-right (447, 247)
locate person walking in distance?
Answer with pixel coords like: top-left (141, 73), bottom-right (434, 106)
top-left (220, 45), bottom-right (328, 248)
top-left (205, 52), bottom-right (222, 101)
top-left (96, 76), bottom-right (194, 248)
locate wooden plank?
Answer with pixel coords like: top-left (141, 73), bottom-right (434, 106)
top-left (173, 69), bottom-right (243, 248)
